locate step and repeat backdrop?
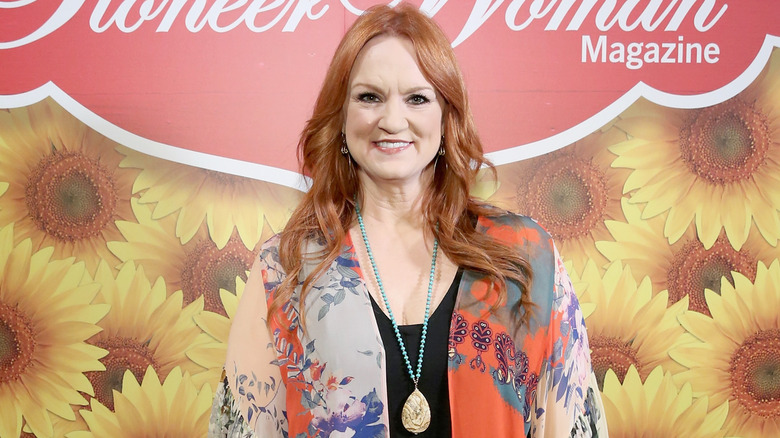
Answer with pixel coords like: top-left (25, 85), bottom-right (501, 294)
top-left (1, 1), bottom-right (779, 436)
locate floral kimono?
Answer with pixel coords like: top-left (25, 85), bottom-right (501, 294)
top-left (209, 213), bottom-right (607, 437)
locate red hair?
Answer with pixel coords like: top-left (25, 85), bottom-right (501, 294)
top-left (272, 3), bottom-right (533, 327)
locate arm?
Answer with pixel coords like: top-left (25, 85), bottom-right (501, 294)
top-left (208, 258), bottom-right (287, 437)
top-left (534, 245), bottom-right (608, 437)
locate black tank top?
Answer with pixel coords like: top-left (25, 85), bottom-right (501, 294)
top-left (369, 268), bottom-right (462, 437)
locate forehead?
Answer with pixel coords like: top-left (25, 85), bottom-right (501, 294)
top-left (348, 35), bottom-right (432, 88)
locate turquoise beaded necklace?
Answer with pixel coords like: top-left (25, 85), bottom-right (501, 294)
top-left (355, 202), bottom-right (437, 434)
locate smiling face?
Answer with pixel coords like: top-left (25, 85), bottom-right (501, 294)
top-left (343, 35), bottom-right (444, 193)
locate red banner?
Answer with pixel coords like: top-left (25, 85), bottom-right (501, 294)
top-left (2, 0), bottom-right (779, 175)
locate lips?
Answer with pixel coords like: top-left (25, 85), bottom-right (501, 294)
top-left (374, 140), bottom-right (411, 153)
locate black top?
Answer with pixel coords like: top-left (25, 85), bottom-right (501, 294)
top-left (369, 268), bottom-right (462, 438)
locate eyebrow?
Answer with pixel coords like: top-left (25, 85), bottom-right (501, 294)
top-left (350, 82), bottom-right (436, 94)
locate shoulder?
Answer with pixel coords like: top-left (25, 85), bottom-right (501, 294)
top-left (256, 232), bottom-right (331, 281)
top-left (256, 231), bottom-right (325, 260)
top-left (476, 208), bottom-right (553, 252)
top-left (256, 234), bottom-right (282, 267)
top-left (260, 233), bottom-right (282, 251)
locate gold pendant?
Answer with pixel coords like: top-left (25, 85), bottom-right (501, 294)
top-left (401, 388), bottom-right (431, 434)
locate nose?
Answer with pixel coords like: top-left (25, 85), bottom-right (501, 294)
top-left (377, 98), bottom-right (408, 133)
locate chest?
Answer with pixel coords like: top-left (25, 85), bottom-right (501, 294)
top-left (349, 228), bottom-right (459, 325)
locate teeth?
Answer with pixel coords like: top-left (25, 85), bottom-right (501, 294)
top-left (376, 141), bottom-right (409, 149)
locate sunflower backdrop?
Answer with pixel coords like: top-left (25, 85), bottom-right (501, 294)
top-left (0, 39), bottom-right (779, 438)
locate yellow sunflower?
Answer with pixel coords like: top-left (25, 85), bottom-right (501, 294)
top-left (671, 260), bottom-right (780, 436)
top-left (563, 259), bottom-right (596, 319)
top-left (22, 405), bottom-right (88, 438)
top-left (491, 127), bottom-right (629, 271)
top-left (611, 48), bottom-right (780, 250)
top-left (571, 260), bottom-right (694, 389)
top-left (0, 99), bottom-right (137, 274)
top-left (108, 198), bottom-right (265, 316)
top-left (602, 365), bottom-right (728, 437)
top-left (187, 277), bottom-right (245, 388)
top-left (470, 167), bottom-right (501, 201)
top-left (597, 199), bottom-right (775, 315)
top-left (118, 146), bottom-right (302, 250)
top-left (70, 366), bottom-right (212, 438)
top-left (84, 261), bottom-right (206, 412)
top-left (0, 223), bottom-right (109, 438)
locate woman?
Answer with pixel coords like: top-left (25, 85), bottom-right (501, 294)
top-left (210, 4), bottom-right (607, 437)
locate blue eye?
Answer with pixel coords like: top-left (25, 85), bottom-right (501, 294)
top-left (408, 94), bottom-right (430, 105)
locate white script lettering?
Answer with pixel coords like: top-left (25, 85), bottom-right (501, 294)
top-left (0, 0), bottom-right (729, 50)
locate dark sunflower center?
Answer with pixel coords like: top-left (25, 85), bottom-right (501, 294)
top-left (26, 151), bottom-right (117, 242)
top-left (667, 236), bottom-right (756, 315)
top-left (544, 172), bottom-right (590, 222)
top-left (0, 301), bottom-right (36, 384)
top-left (527, 158), bottom-right (608, 241)
top-left (710, 115), bottom-right (752, 164)
top-left (679, 99), bottom-right (770, 184)
top-left (181, 237), bottom-right (255, 316)
top-left (697, 257), bottom-right (733, 292)
top-left (731, 329), bottom-right (780, 418)
top-left (214, 261), bottom-right (246, 293)
top-left (87, 337), bottom-right (159, 411)
top-left (588, 335), bottom-right (640, 390)
top-left (56, 172), bottom-right (101, 220)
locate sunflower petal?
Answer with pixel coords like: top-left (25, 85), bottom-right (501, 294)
top-left (0, 398), bottom-right (22, 438)
top-left (720, 185), bottom-right (750, 250)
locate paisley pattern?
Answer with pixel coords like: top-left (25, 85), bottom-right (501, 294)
top-left (468, 320), bottom-right (492, 372)
top-left (209, 213), bottom-right (607, 437)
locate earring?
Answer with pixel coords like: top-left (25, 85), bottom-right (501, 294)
top-left (438, 136), bottom-right (445, 156)
top-left (341, 132), bottom-right (349, 155)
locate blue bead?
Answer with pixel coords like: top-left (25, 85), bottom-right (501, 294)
top-left (356, 202), bottom-right (438, 383)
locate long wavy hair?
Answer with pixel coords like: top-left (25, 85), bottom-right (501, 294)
top-left (271, 3), bottom-right (534, 327)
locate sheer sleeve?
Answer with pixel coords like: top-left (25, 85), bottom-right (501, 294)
top-left (532, 244), bottom-right (608, 437)
top-left (208, 371), bottom-right (258, 437)
top-left (208, 257), bottom-right (288, 437)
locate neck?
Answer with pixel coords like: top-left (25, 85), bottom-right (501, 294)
top-left (358, 188), bottom-right (424, 227)
top-left (356, 169), bottom-right (432, 227)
